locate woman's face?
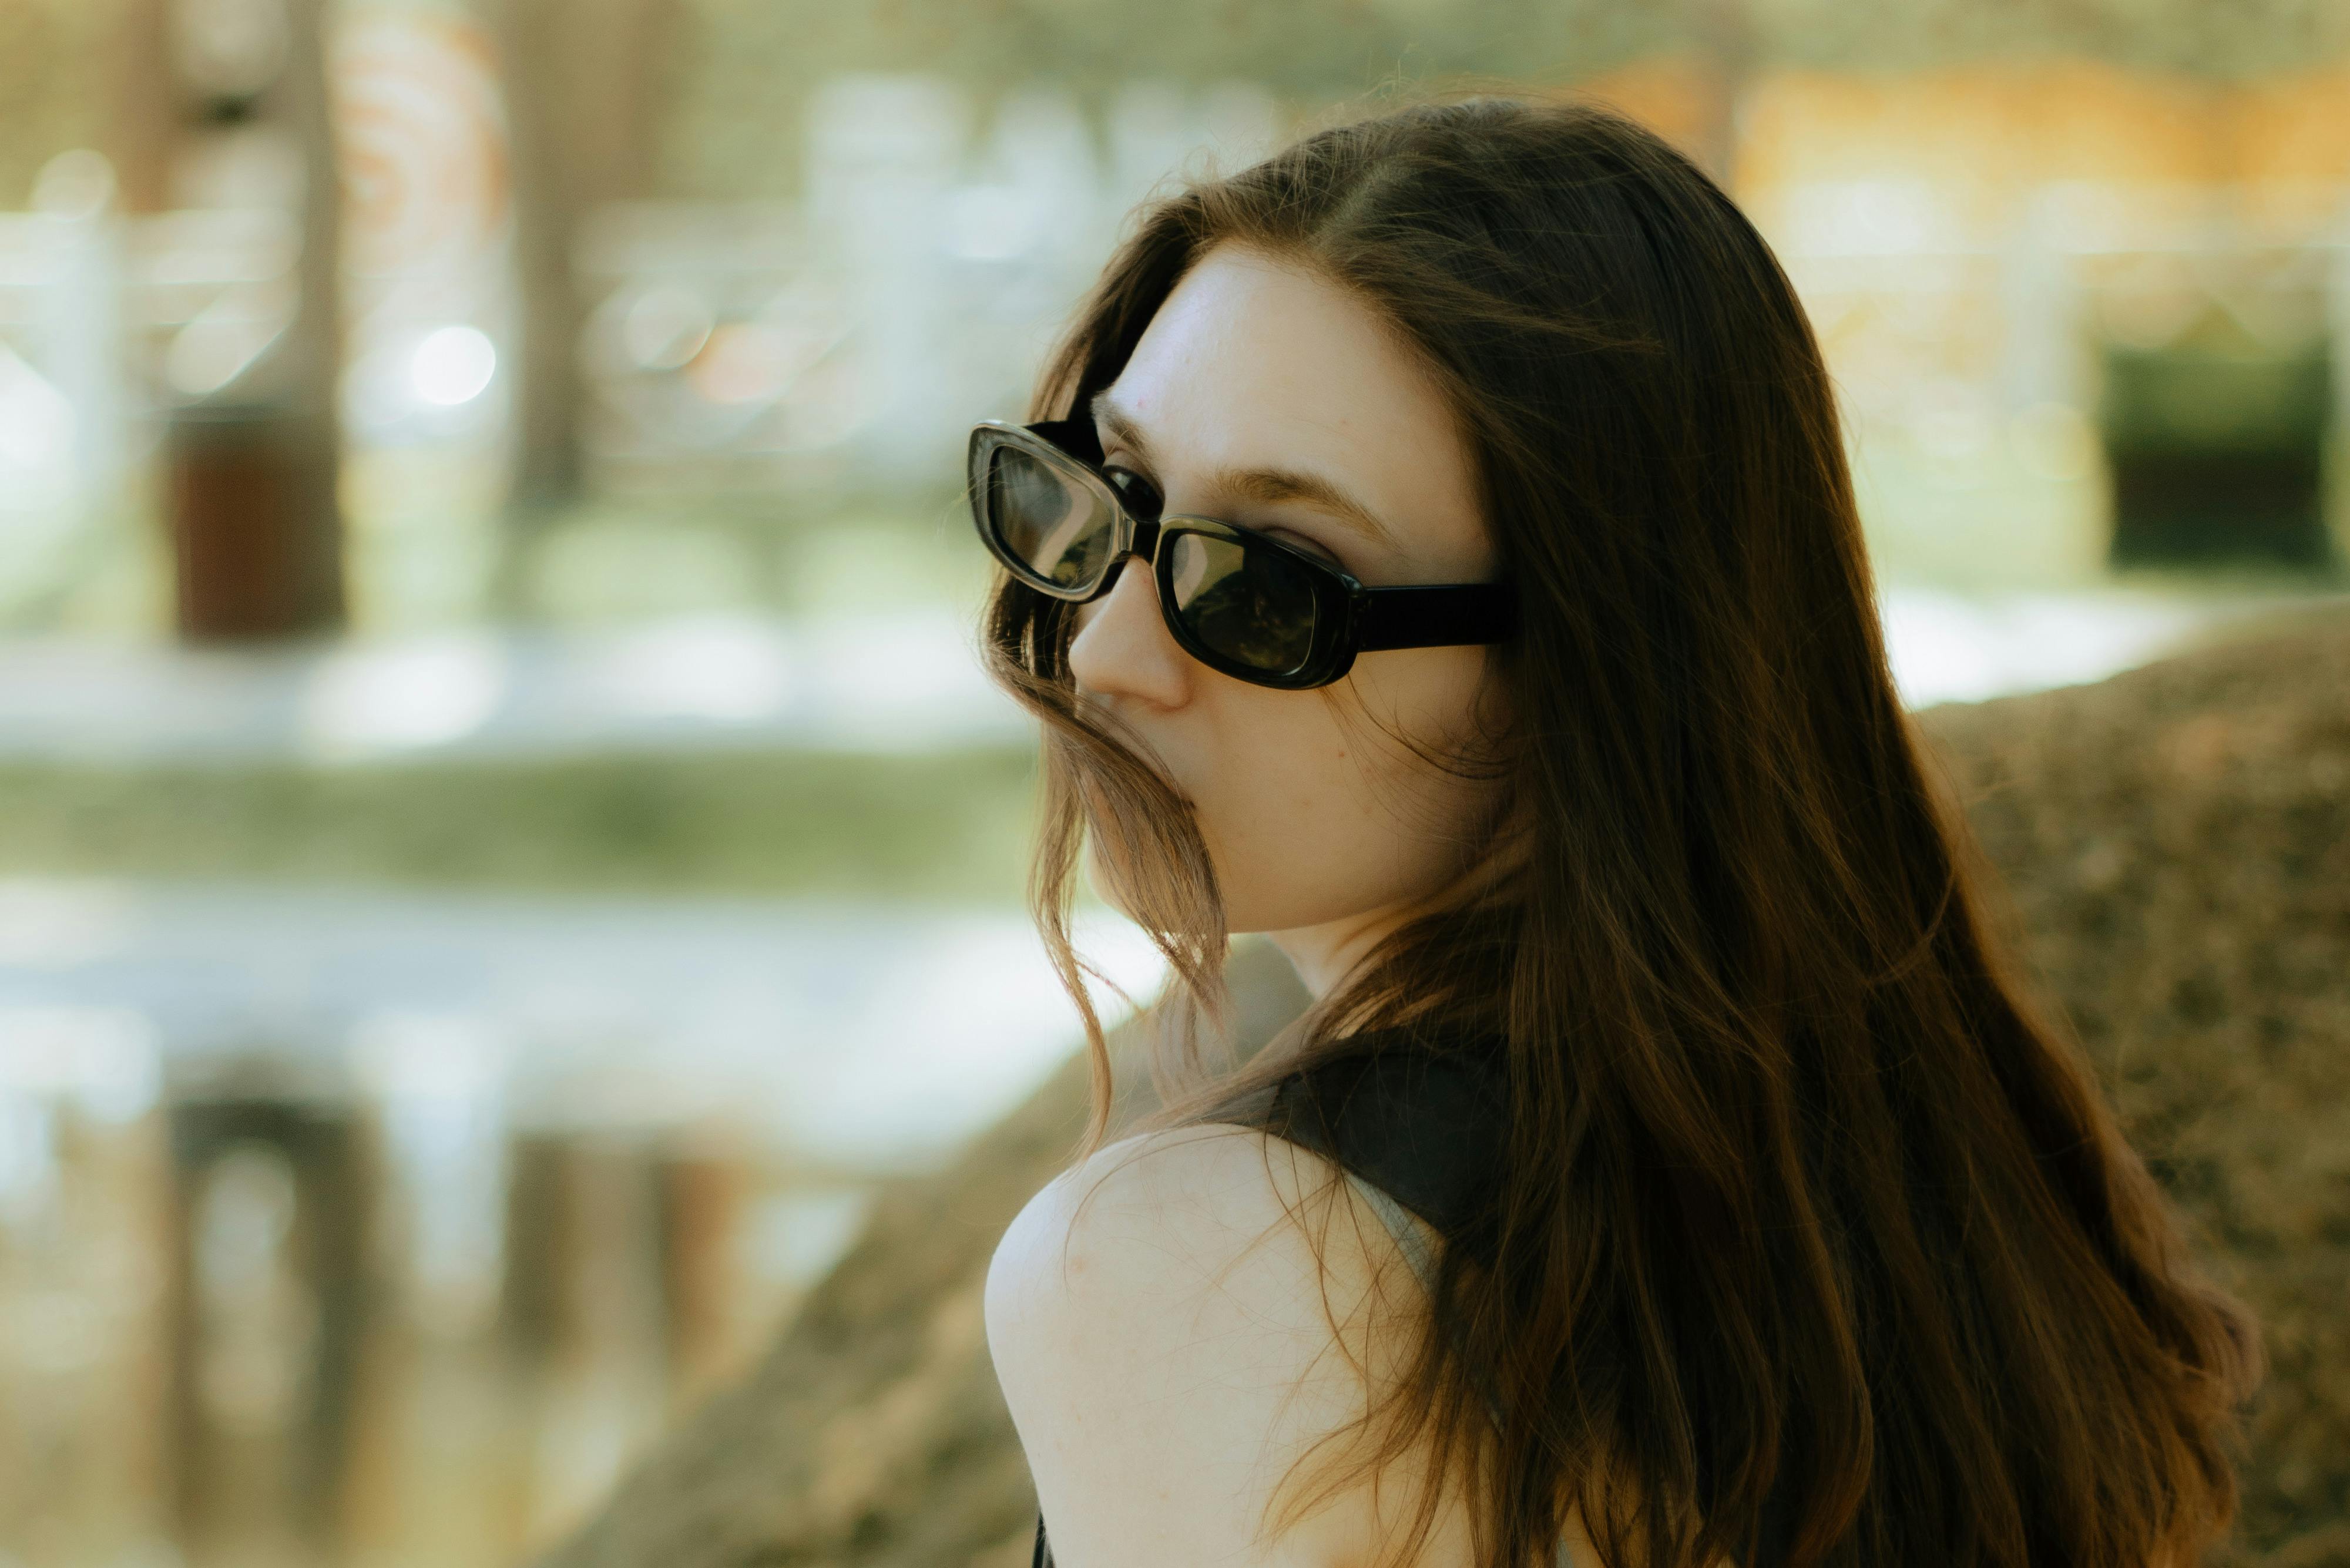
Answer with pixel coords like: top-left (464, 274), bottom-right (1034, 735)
top-left (1069, 241), bottom-right (1508, 994)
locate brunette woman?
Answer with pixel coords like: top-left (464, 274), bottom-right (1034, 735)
top-left (973, 96), bottom-right (2258, 1568)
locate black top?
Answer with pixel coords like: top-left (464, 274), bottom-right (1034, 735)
top-left (1027, 1028), bottom-right (1510, 1568)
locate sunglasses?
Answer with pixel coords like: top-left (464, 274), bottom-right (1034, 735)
top-left (968, 418), bottom-right (1518, 690)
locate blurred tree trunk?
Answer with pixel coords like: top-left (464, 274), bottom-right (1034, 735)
top-left (167, 0), bottom-right (348, 640)
top-left (109, 0), bottom-right (176, 214)
top-left (274, 0), bottom-right (347, 630)
top-left (1690, 0), bottom-right (1753, 186)
top-left (495, 0), bottom-right (676, 511)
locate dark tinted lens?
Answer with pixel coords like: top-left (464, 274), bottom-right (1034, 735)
top-left (986, 444), bottom-right (1115, 591)
top-left (1166, 530), bottom-right (1320, 674)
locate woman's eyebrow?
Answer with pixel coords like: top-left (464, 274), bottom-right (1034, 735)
top-left (1090, 390), bottom-right (1399, 549)
top-left (1210, 465), bottom-right (1399, 548)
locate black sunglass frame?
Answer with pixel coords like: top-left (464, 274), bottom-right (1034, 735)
top-left (967, 418), bottom-right (1518, 691)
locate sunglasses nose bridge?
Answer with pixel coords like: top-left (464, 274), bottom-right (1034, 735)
top-left (1093, 512), bottom-right (1160, 585)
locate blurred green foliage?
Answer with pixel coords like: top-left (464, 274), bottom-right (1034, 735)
top-left (659, 0), bottom-right (1675, 197)
top-left (2101, 316), bottom-right (2337, 570)
top-left (2103, 333), bottom-right (2331, 460)
top-left (7, 0), bottom-right (2350, 208)
top-left (658, 0), bottom-right (2350, 198)
top-left (0, 747), bottom-right (1039, 899)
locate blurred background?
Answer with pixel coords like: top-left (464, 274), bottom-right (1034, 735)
top-left (1, 1), bottom-right (2346, 1564)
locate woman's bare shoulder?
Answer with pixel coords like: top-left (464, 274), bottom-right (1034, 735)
top-left (985, 1123), bottom-right (1375, 1390)
top-left (983, 1122), bottom-right (1443, 1566)
top-left (991, 1123), bottom-right (1321, 1297)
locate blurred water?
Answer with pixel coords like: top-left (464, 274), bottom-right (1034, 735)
top-left (0, 878), bottom-right (1163, 1169)
top-left (0, 878), bottom-right (1170, 1563)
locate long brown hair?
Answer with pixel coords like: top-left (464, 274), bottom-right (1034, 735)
top-left (979, 95), bottom-right (2260, 1568)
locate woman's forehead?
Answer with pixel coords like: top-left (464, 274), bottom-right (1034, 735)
top-left (1101, 244), bottom-right (1489, 574)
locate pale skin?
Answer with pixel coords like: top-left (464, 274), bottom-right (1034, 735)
top-left (984, 245), bottom-right (1589, 1566)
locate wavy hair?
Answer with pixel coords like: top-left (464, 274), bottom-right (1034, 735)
top-left (979, 95), bottom-right (2259, 1568)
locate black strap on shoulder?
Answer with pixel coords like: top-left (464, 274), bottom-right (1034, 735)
top-left (1240, 1028), bottom-right (1510, 1260)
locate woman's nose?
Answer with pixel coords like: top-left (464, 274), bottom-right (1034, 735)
top-left (1067, 556), bottom-right (1192, 709)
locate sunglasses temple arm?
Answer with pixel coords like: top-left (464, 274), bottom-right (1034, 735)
top-left (1352, 583), bottom-right (1520, 651)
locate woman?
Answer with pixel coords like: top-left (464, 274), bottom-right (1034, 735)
top-left (973, 97), bottom-right (2258, 1568)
